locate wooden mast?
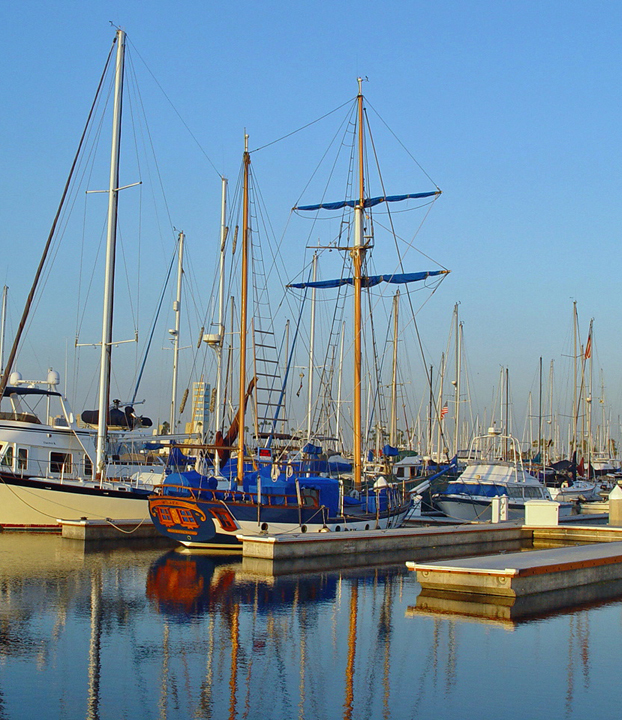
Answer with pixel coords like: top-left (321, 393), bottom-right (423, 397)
top-left (237, 136), bottom-right (250, 485)
top-left (353, 78), bottom-right (366, 491)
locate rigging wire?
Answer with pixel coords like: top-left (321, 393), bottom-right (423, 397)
top-left (250, 98), bottom-right (354, 155)
top-left (0, 36), bottom-right (116, 399)
top-left (129, 247), bottom-right (178, 404)
top-left (126, 37), bottom-right (223, 180)
top-left (365, 99), bottom-right (441, 191)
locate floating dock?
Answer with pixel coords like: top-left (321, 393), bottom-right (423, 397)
top-left (408, 539), bottom-right (622, 597)
top-left (60, 517), bottom-right (161, 541)
top-left (239, 522), bottom-right (619, 562)
top-left (238, 522), bottom-right (530, 563)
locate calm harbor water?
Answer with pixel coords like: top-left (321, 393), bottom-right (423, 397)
top-left (1, 534), bottom-right (622, 720)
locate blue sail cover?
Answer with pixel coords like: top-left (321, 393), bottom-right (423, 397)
top-left (295, 191), bottom-right (441, 212)
top-left (289, 269), bottom-right (447, 290)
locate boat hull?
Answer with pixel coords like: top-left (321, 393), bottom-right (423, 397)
top-left (149, 491), bottom-right (410, 547)
top-left (0, 472), bottom-right (151, 529)
top-left (547, 482), bottom-right (598, 502)
top-left (435, 496), bottom-right (525, 522)
top-left (435, 495), bottom-right (573, 523)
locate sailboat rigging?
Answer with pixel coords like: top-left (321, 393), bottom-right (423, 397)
top-left (291, 78), bottom-right (447, 490)
top-left (0, 29), bottom-right (185, 529)
top-left (148, 80), bottom-right (446, 546)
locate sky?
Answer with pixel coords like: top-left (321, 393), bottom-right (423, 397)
top-left (2, 1), bottom-right (622, 447)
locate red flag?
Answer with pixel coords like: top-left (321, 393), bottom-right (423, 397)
top-left (440, 404), bottom-right (448, 419)
top-left (584, 334), bottom-right (592, 360)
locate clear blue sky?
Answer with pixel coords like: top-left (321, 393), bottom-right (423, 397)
top-left (2, 1), bottom-right (621, 442)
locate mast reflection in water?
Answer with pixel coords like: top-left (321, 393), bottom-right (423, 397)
top-left (2, 534), bottom-right (622, 719)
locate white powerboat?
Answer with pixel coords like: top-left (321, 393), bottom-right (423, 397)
top-left (432, 428), bottom-right (573, 522)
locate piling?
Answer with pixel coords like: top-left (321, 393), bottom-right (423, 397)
top-left (609, 484), bottom-right (622, 526)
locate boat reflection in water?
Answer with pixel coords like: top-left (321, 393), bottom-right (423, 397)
top-left (3, 534), bottom-right (622, 719)
top-left (145, 550), bottom-right (339, 617)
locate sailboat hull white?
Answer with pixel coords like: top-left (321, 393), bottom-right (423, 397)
top-left (0, 474), bottom-right (151, 529)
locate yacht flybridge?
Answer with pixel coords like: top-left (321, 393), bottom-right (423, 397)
top-left (0, 370), bottom-right (166, 529)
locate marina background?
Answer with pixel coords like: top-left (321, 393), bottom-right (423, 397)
top-left (2, 1), bottom-right (621, 437)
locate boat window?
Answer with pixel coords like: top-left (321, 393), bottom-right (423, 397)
top-left (84, 455), bottom-right (93, 478)
top-left (524, 486), bottom-right (542, 498)
top-left (507, 486), bottom-right (523, 498)
top-left (300, 487), bottom-right (319, 507)
top-left (2, 445), bottom-right (13, 468)
top-left (17, 448), bottom-right (27, 471)
top-left (50, 452), bottom-right (72, 474)
top-left (395, 467), bottom-right (404, 478)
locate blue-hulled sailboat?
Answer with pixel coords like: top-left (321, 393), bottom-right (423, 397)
top-left (148, 81), bottom-right (446, 547)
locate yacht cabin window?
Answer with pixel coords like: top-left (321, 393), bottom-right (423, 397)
top-left (17, 448), bottom-right (27, 471)
top-left (50, 452), bottom-right (72, 474)
top-left (1, 445), bottom-right (13, 469)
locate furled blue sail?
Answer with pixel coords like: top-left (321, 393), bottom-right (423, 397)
top-left (295, 190), bottom-right (440, 212)
top-left (288, 269), bottom-right (447, 290)
top-left (382, 444), bottom-right (399, 457)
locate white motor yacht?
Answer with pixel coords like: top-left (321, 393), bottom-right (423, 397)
top-left (432, 428), bottom-right (573, 522)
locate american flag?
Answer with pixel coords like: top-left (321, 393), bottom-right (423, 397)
top-left (440, 404), bottom-right (448, 419)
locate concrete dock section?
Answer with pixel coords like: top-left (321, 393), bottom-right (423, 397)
top-left (239, 523), bottom-right (622, 564)
top-left (238, 522), bottom-right (531, 563)
top-left (60, 517), bottom-right (160, 541)
top-left (408, 540), bottom-right (622, 597)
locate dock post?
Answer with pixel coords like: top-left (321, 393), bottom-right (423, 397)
top-left (491, 496), bottom-right (508, 523)
top-left (609, 484), bottom-right (622, 526)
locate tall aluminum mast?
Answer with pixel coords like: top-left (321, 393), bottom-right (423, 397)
top-left (95, 29), bottom-right (125, 479)
top-left (170, 231), bottom-right (185, 432)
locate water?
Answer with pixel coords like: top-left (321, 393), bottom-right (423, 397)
top-left (1, 533), bottom-right (622, 720)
